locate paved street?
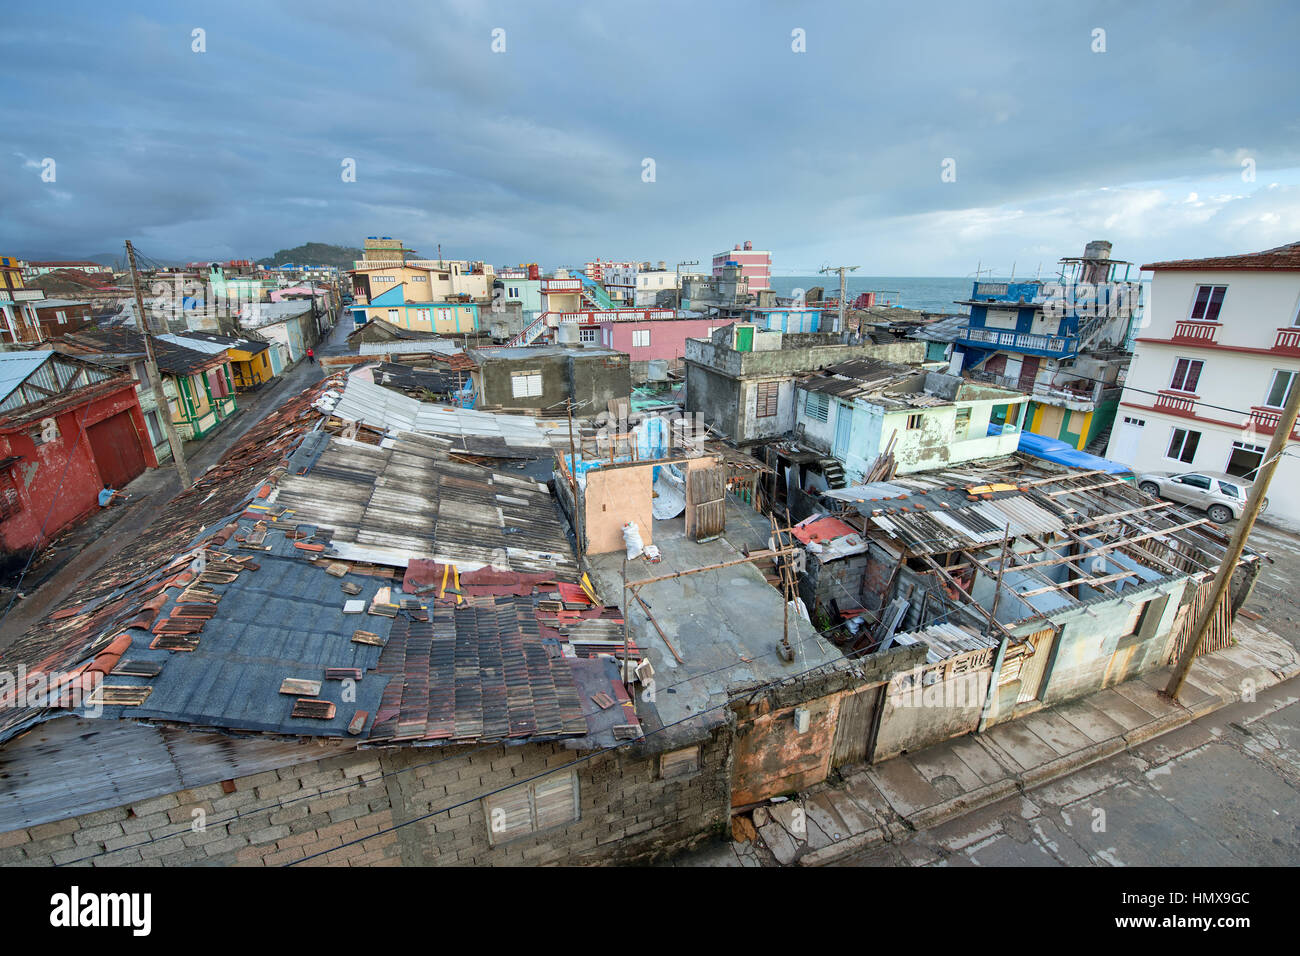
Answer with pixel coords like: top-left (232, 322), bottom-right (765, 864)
top-left (0, 316), bottom-right (349, 648)
top-left (831, 680), bottom-right (1300, 867)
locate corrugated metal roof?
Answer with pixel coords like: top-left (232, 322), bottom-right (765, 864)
top-left (891, 623), bottom-right (997, 663)
top-left (869, 494), bottom-right (1066, 554)
top-left (331, 377), bottom-right (564, 448)
top-left (0, 352), bottom-right (54, 404)
top-left (358, 339), bottom-right (462, 356)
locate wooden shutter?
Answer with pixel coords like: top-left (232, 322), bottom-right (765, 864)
top-left (484, 785), bottom-right (532, 845)
top-left (660, 746), bottom-right (700, 780)
top-left (533, 773), bottom-right (578, 829)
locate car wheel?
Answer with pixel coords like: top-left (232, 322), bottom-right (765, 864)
top-left (1138, 481), bottom-right (1160, 495)
top-left (1208, 504), bottom-right (1233, 523)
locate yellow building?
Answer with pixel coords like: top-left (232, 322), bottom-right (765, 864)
top-left (161, 331), bottom-right (278, 390)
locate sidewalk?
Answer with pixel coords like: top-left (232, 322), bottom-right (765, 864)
top-left (680, 618), bottom-right (1300, 867)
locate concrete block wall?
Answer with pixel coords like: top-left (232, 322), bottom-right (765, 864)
top-left (1, 727), bottom-right (732, 868)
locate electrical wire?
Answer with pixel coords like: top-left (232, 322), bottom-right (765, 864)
top-left (55, 481), bottom-right (1231, 866)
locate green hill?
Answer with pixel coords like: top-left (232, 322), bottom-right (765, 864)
top-left (258, 242), bottom-right (364, 269)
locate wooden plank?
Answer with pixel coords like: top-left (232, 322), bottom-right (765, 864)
top-left (279, 678), bottom-right (323, 696)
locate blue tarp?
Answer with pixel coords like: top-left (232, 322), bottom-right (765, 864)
top-left (988, 424), bottom-right (1133, 475)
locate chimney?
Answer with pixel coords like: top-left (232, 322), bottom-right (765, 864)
top-left (1082, 240), bottom-right (1112, 285)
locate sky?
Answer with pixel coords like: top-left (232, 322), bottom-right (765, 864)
top-left (3, 0), bottom-right (1298, 276)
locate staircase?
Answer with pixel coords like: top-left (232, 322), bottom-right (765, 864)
top-left (576, 272), bottom-right (618, 311)
top-left (1085, 423), bottom-right (1113, 456)
top-left (506, 312), bottom-right (549, 347)
top-left (819, 459), bottom-right (848, 490)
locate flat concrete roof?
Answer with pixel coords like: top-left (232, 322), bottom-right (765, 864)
top-left (585, 498), bottom-right (842, 730)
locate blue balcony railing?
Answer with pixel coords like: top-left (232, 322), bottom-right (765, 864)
top-left (956, 326), bottom-right (1078, 356)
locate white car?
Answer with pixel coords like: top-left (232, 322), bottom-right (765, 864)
top-left (1134, 469), bottom-right (1266, 523)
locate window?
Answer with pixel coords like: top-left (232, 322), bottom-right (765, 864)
top-left (1226, 440), bottom-right (1265, 480)
top-left (954, 407), bottom-right (972, 433)
top-left (1188, 285), bottom-right (1226, 322)
top-left (1217, 479), bottom-right (1243, 499)
top-left (510, 372), bottom-right (542, 398)
top-left (387, 309), bottom-right (400, 322)
top-left (660, 746), bottom-right (701, 780)
top-left (579, 327), bottom-right (597, 343)
top-left (373, 275), bottom-right (396, 284)
top-left (1169, 358), bottom-right (1203, 393)
top-left (755, 381), bottom-right (779, 418)
top-left (55, 310), bottom-right (67, 324)
top-left (1123, 416), bottom-right (1146, 427)
top-left (206, 366), bottom-right (230, 399)
top-left (631, 329), bottom-right (650, 348)
top-left (483, 771), bottom-right (579, 845)
top-left (804, 390), bottom-right (829, 423)
top-left (1176, 473), bottom-right (1211, 490)
top-left (1167, 427), bottom-right (1200, 463)
top-left (1264, 369), bottom-right (1296, 409)
top-left (410, 274), bottom-right (427, 282)
top-left (143, 410), bottom-right (162, 445)
top-left (906, 413), bottom-right (924, 430)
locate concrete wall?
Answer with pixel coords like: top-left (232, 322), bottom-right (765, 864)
top-left (0, 383), bottom-right (157, 562)
top-left (2, 725), bottom-right (733, 867)
top-left (685, 337), bottom-right (925, 445)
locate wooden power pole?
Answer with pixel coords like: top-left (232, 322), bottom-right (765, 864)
top-left (1165, 379), bottom-right (1300, 699)
top-left (125, 240), bottom-right (192, 489)
top-left (820, 265), bottom-right (859, 333)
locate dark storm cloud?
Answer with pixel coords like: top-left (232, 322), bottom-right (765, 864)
top-left (1, 0), bottom-right (1296, 272)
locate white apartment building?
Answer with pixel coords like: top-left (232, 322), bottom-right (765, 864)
top-left (1106, 241), bottom-right (1300, 529)
top-left (603, 266), bottom-right (679, 306)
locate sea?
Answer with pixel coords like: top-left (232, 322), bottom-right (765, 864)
top-left (768, 276), bottom-right (976, 314)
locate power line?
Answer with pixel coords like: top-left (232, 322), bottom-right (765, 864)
top-left (50, 467), bottom-right (1233, 865)
top-left (284, 623), bottom-right (927, 867)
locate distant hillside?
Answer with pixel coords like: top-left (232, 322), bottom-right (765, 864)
top-left (258, 243), bottom-right (364, 269)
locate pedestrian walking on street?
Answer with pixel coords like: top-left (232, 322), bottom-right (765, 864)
top-left (307, 348), bottom-right (315, 365)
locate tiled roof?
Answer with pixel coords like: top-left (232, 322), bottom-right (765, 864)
top-left (0, 371), bottom-right (639, 751)
top-left (370, 597), bottom-right (588, 743)
top-left (1142, 241), bottom-right (1300, 272)
top-left (64, 327), bottom-right (222, 375)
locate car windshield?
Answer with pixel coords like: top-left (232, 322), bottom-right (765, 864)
top-left (1218, 480), bottom-right (1243, 498)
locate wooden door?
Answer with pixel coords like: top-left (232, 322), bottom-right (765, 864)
top-left (687, 465), bottom-right (726, 541)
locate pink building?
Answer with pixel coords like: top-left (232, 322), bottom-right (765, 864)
top-left (712, 241), bottom-right (771, 295)
top-left (597, 316), bottom-right (721, 364)
top-left (584, 258), bottom-right (634, 283)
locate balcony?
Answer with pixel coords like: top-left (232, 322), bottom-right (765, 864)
top-left (0, 289), bottom-right (45, 304)
top-left (1275, 328), bottom-right (1300, 356)
top-left (1171, 319), bottom-right (1219, 345)
top-left (956, 326), bottom-right (1076, 356)
top-left (1153, 390), bottom-right (1198, 417)
top-left (1248, 406), bottom-right (1300, 440)
top-left (541, 278), bottom-right (582, 293)
top-left (553, 308), bottom-right (675, 323)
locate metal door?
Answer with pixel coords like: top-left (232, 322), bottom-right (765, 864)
top-left (87, 412), bottom-right (147, 489)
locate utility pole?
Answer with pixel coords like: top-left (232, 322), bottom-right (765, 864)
top-left (675, 259), bottom-right (698, 309)
top-left (1165, 379), bottom-right (1300, 699)
top-left (819, 265), bottom-right (858, 333)
top-left (126, 240), bottom-right (192, 489)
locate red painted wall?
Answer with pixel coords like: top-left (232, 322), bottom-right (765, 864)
top-left (0, 383), bottom-right (158, 556)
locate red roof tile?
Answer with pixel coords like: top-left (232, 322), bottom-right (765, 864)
top-left (1142, 241), bottom-right (1300, 272)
